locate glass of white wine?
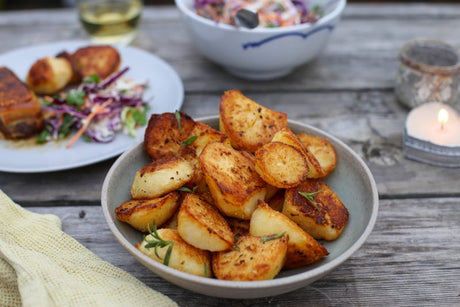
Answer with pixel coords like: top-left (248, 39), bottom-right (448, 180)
top-left (78, 0), bottom-right (143, 45)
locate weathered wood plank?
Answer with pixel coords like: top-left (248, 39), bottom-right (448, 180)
top-left (23, 198), bottom-right (460, 306)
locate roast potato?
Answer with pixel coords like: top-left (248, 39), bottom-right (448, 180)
top-left (177, 193), bottom-right (234, 251)
top-left (26, 57), bottom-right (73, 95)
top-left (71, 45), bottom-right (120, 79)
top-left (131, 156), bottom-right (194, 199)
top-left (297, 133), bottom-right (337, 177)
top-left (219, 89), bottom-right (288, 152)
top-left (283, 179), bottom-right (349, 241)
top-left (144, 112), bottom-right (196, 161)
top-left (137, 228), bottom-right (212, 277)
top-left (255, 142), bottom-right (309, 188)
top-left (115, 191), bottom-right (180, 232)
top-left (199, 141), bottom-right (267, 219)
top-left (212, 234), bottom-right (288, 281)
top-left (271, 128), bottom-right (324, 178)
top-left (250, 201), bottom-right (328, 269)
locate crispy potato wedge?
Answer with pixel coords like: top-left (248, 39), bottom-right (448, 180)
top-left (131, 156), bottom-right (194, 199)
top-left (26, 57), bottom-right (73, 95)
top-left (199, 142), bottom-right (267, 219)
top-left (115, 192), bottom-right (180, 232)
top-left (272, 128), bottom-right (324, 178)
top-left (297, 133), bottom-right (337, 177)
top-left (144, 112), bottom-right (196, 161)
top-left (283, 180), bottom-right (349, 241)
top-left (177, 193), bottom-right (234, 251)
top-left (219, 89), bottom-right (288, 152)
top-left (136, 228), bottom-right (212, 277)
top-left (255, 142), bottom-right (309, 188)
top-left (71, 45), bottom-right (120, 79)
top-left (226, 218), bottom-right (250, 237)
top-left (250, 202), bottom-right (328, 269)
top-left (212, 234), bottom-right (288, 281)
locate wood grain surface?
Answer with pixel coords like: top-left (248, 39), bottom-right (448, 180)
top-left (1, 4), bottom-right (459, 306)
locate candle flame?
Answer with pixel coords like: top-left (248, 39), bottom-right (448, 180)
top-left (438, 108), bottom-right (449, 125)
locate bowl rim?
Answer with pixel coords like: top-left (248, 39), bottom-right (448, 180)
top-left (174, 0), bottom-right (347, 34)
top-left (101, 116), bottom-right (379, 292)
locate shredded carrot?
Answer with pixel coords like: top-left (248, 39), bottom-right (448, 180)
top-left (65, 99), bottom-right (112, 148)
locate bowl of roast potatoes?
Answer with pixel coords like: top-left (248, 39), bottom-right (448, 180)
top-left (101, 89), bottom-right (379, 298)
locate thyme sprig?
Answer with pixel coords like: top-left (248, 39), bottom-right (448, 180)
top-left (298, 189), bottom-right (323, 212)
top-left (144, 222), bottom-right (174, 266)
top-left (175, 110), bottom-right (182, 134)
top-left (260, 231), bottom-right (286, 243)
top-left (181, 135), bottom-right (198, 146)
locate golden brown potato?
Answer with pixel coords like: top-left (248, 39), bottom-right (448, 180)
top-left (56, 51), bottom-right (81, 84)
top-left (71, 45), bottom-right (120, 79)
top-left (212, 234), bottom-right (288, 281)
top-left (272, 128), bottom-right (324, 178)
top-left (26, 57), bottom-right (73, 95)
top-left (136, 228), bottom-right (212, 277)
top-left (177, 193), bottom-right (234, 251)
top-left (199, 142), bottom-right (267, 219)
top-left (144, 112), bottom-right (196, 161)
top-left (297, 133), bottom-right (337, 177)
top-left (254, 142), bottom-right (309, 188)
top-left (130, 156), bottom-right (194, 199)
top-left (283, 180), bottom-right (349, 241)
top-left (219, 89), bottom-right (288, 152)
top-left (250, 201), bottom-right (328, 269)
top-left (161, 209), bottom-right (179, 230)
top-left (115, 192), bottom-right (180, 232)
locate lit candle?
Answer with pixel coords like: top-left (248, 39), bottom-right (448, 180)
top-left (438, 108), bottom-right (448, 131)
top-left (405, 102), bottom-right (460, 146)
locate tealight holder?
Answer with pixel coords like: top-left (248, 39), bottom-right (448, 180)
top-left (402, 102), bottom-right (460, 167)
top-left (395, 39), bottom-right (460, 110)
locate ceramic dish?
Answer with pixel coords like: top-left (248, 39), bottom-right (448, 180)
top-left (101, 117), bottom-right (379, 299)
top-left (0, 40), bottom-right (183, 173)
top-left (174, 0), bottom-right (346, 80)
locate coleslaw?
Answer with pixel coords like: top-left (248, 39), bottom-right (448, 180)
top-left (38, 67), bottom-right (150, 148)
top-left (194, 0), bottom-right (324, 28)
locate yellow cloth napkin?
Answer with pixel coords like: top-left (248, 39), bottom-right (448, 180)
top-left (0, 190), bottom-right (177, 307)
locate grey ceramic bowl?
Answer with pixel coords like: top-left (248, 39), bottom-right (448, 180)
top-left (101, 117), bottom-right (379, 299)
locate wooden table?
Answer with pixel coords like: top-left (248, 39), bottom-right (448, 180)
top-left (1, 3), bottom-right (459, 306)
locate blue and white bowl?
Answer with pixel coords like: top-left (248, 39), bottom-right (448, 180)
top-left (174, 0), bottom-right (346, 80)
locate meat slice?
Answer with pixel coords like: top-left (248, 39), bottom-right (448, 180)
top-left (0, 67), bottom-right (44, 139)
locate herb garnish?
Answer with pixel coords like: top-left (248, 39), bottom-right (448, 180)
top-left (175, 110), bottom-right (182, 133)
top-left (181, 135), bottom-right (198, 146)
top-left (66, 90), bottom-right (85, 106)
top-left (298, 190), bottom-right (323, 212)
top-left (260, 231), bottom-right (286, 243)
top-left (232, 244), bottom-right (240, 251)
top-left (83, 74), bottom-right (100, 84)
top-left (177, 186), bottom-right (198, 193)
top-left (144, 222), bottom-right (174, 266)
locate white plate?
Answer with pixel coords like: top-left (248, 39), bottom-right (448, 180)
top-left (0, 40), bottom-right (184, 173)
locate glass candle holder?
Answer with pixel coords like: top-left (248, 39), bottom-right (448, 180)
top-left (395, 39), bottom-right (460, 109)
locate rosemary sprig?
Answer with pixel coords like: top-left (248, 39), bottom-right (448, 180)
top-left (175, 110), bottom-right (182, 134)
top-left (181, 135), bottom-right (198, 146)
top-left (177, 186), bottom-right (198, 193)
top-left (144, 222), bottom-right (174, 266)
top-left (260, 231), bottom-right (286, 243)
top-left (298, 189), bottom-right (323, 212)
